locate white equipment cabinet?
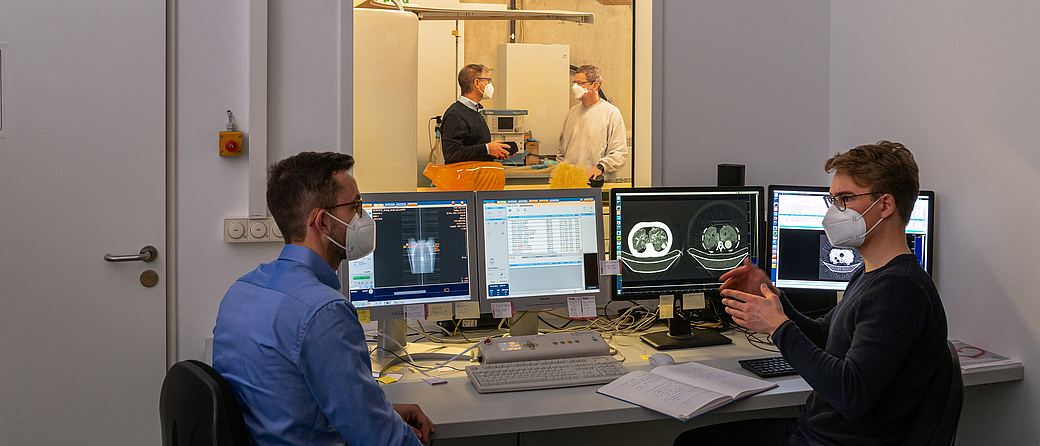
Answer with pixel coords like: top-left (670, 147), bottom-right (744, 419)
top-left (497, 44), bottom-right (570, 157)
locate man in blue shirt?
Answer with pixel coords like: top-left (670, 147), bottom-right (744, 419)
top-left (213, 151), bottom-right (434, 446)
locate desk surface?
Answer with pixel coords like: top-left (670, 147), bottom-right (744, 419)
top-left (377, 329), bottom-right (1023, 440)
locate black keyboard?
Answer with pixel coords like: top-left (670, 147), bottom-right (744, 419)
top-left (739, 356), bottom-right (798, 378)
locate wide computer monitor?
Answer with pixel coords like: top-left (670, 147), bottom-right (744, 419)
top-left (342, 191), bottom-right (478, 325)
top-left (768, 185), bottom-right (935, 315)
top-left (610, 186), bottom-right (764, 349)
top-left (473, 188), bottom-right (607, 334)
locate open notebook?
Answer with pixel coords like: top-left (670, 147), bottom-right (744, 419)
top-left (597, 361), bottom-right (778, 421)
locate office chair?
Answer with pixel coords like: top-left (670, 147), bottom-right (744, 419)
top-left (159, 359), bottom-right (253, 446)
top-left (900, 341), bottom-right (964, 446)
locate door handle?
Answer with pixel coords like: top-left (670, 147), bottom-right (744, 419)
top-left (104, 245), bottom-right (158, 262)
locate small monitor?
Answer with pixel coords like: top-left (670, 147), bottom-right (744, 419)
top-left (611, 186), bottom-right (765, 300)
top-left (768, 185), bottom-right (935, 314)
top-left (342, 191), bottom-right (477, 321)
top-left (474, 188), bottom-right (606, 314)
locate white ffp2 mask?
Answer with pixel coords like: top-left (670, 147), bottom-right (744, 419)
top-left (325, 209), bottom-right (376, 261)
top-left (821, 196), bottom-right (884, 248)
top-left (572, 83), bottom-right (588, 99)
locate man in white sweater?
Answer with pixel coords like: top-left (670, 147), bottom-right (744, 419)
top-left (558, 65), bottom-right (629, 180)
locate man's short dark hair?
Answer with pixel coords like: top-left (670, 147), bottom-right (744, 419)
top-left (267, 151), bottom-right (355, 244)
top-left (825, 141), bottom-right (920, 223)
top-left (458, 64), bottom-right (489, 95)
top-left (575, 65), bottom-right (602, 85)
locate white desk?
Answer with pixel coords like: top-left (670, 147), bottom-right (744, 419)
top-left (377, 329), bottom-right (1023, 442)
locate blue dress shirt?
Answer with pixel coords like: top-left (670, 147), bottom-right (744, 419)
top-left (212, 244), bottom-right (420, 446)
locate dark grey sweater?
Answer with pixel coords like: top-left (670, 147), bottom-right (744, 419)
top-left (441, 101), bottom-right (493, 164)
top-left (774, 254), bottom-right (948, 446)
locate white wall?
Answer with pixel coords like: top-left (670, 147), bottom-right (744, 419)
top-left (653, 0), bottom-right (830, 188)
top-left (176, 0), bottom-right (349, 361)
top-left (831, 2), bottom-right (1040, 444)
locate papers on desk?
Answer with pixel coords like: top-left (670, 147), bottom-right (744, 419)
top-left (597, 361), bottom-right (777, 421)
top-left (952, 340), bottom-right (1017, 370)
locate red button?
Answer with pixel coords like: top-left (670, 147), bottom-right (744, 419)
top-left (225, 140), bottom-right (239, 152)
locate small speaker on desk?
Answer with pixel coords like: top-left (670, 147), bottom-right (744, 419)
top-left (717, 164), bottom-right (745, 187)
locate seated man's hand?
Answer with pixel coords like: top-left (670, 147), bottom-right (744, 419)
top-left (393, 403), bottom-right (434, 443)
top-left (487, 141), bottom-right (511, 159)
top-left (719, 258), bottom-right (780, 297)
top-left (721, 283), bottom-right (789, 336)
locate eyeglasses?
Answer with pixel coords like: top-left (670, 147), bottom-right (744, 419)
top-left (574, 80), bottom-right (592, 86)
top-left (326, 198), bottom-right (363, 218)
top-left (477, 77), bottom-right (492, 84)
top-left (823, 192), bottom-right (877, 211)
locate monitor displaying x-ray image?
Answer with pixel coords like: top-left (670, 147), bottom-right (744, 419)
top-left (611, 186), bottom-right (764, 300)
top-left (767, 185), bottom-right (935, 315)
top-left (342, 191), bottom-right (478, 321)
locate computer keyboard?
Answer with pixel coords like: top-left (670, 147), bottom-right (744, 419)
top-left (466, 355), bottom-right (628, 393)
top-left (739, 356), bottom-right (798, 378)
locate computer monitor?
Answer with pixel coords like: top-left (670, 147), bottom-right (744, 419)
top-left (768, 185), bottom-right (935, 315)
top-left (474, 188), bottom-right (607, 334)
top-left (610, 186), bottom-right (764, 349)
top-left (342, 191), bottom-right (478, 325)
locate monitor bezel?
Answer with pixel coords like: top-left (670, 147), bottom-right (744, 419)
top-left (609, 185), bottom-right (766, 301)
top-left (766, 184), bottom-right (935, 315)
top-left (474, 188), bottom-right (607, 314)
top-left (340, 190), bottom-right (479, 321)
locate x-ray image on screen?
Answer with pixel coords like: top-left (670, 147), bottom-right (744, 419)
top-left (685, 200), bottom-right (750, 272)
top-left (611, 187), bottom-right (763, 299)
top-left (370, 206), bottom-right (469, 288)
top-left (407, 238), bottom-right (437, 274)
top-left (618, 197), bottom-right (755, 283)
top-left (621, 221), bottom-right (683, 276)
top-left (819, 235), bottom-right (863, 280)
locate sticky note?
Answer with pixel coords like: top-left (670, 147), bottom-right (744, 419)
top-left (581, 296), bottom-right (596, 318)
top-left (491, 302), bottom-right (513, 319)
top-left (599, 259), bottom-right (621, 275)
top-left (357, 309), bottom-right (371, 324)
top-left (376, 375), bottom-right (398, 384)
top-left (682, 292), bottom-right (705, 310)
top-left (568, 296), bottom-right (597, 319)
top-left (426, 303), bottom-right (454, 322)
top-left (455, 301), bottom-right (480, 319)
top-left (385, 366), bottom-right (403, 372)
top-left (404, 304), bottom-right (425, 320)
top-left (659, 296), bottom-right (674, 319)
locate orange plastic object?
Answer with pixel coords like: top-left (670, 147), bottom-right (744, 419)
top-left (423, 162), bottom-right (505, 191)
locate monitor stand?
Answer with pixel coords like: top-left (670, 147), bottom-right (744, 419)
top-left (375, 319), bottom-right (408, 359)
top-left (509, 310), bottom-right (539, 337)
top-left (639, 293), bottom-right (732, 350)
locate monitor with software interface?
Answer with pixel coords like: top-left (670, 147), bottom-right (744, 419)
top-left (342, 191), bottom-right (477, 321)
top-left (768, 185), bottom-right (935, 315)
top-left (474, 188), bottom-right (606, 314)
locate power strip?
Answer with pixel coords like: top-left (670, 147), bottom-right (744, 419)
top-left (476, 331), bottom-right (610, 364)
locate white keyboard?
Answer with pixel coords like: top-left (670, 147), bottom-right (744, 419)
top-left (466, 355), bottom-right (628, 393)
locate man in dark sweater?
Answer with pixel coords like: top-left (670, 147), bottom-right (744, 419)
top-left (440, 64), bottom-right (510, 164)
top-left (675, 141), bottom-right (948, 446)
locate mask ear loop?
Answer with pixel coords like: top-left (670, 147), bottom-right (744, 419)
top-left (862, 195), bottom-right (886, 236)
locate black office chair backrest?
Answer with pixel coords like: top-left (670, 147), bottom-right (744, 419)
top-left (900, 341), bottom-right (964, 446)
top-left (159, 359), bottom-right (253, 446)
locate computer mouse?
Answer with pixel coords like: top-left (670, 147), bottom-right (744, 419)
top-left (648, 353), bottom-right (675, 367)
